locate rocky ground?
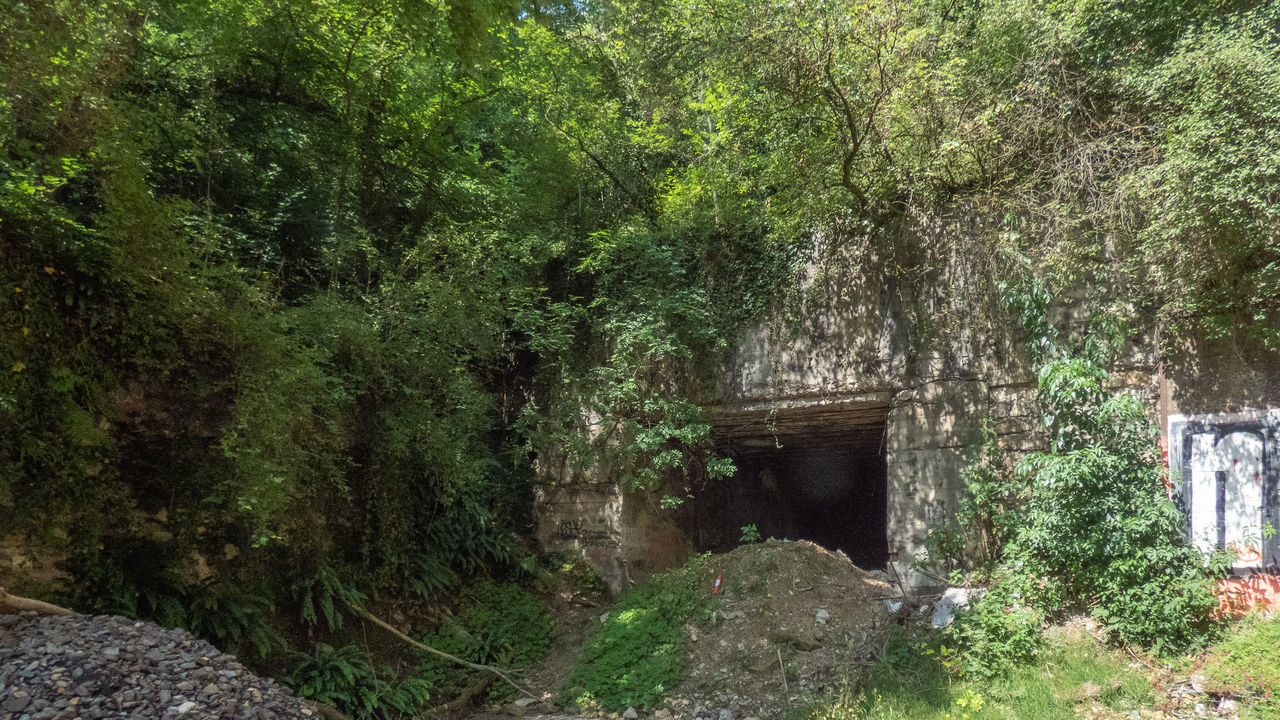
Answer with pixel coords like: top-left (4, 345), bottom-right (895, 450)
top-left (665, 540), bottom-right (906, 720)
top-left (0, 613), bottom-right (318, 719)
top-left (467, 540), bottom-right (925, 720)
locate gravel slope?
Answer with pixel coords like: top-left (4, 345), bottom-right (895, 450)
top-left (0, 612), bottom-right (318, 719)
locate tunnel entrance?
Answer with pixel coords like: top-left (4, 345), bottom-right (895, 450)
top-left (682, 402), bottom-right (890, 570)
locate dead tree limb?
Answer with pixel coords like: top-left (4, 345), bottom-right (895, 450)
top-left (346, 602), bottom-right (538, 701)
top-left (0, 586), bottom-right (75, 616)
top-left (418, 673), bottom-right (497, 718)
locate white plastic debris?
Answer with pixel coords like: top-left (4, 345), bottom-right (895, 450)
top-left (931, 587), bottom-right (984, 628)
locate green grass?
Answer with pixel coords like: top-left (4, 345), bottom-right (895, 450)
top-left (1202, 615), bottom-right (1280, 719)
top-left (560, 553), bottom-right (712, 713)
top-left (789, 626), bottom-right (1152, 720)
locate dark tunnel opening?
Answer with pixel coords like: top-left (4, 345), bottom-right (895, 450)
top-left (682, 422), bottom-right (889, 570)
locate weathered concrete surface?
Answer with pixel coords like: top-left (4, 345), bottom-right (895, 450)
top-left (534, 211), bottom-right (1280, 592)
top-left (535, 483), bottom-right (626, 594)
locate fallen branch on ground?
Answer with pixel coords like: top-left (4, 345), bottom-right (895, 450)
top-left (418, 673), bottom-right (498, 717)
top-left (0, 586), bottom-right (75, 616)
top-left (345, 602), bottom-right (539, 701)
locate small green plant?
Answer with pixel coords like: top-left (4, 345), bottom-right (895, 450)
top-left (562, 553), bottom-right (711, 713)
top-left (946, 566), bottom-right (1050, 679)
top-left (288, 644), bottom-right (432, 719)
top-left (912, 518), bottom-right (968, 584)
top-left (178, 581), bottom-right (278, 661)
top-left (739, 524), bottom-right (762, 544)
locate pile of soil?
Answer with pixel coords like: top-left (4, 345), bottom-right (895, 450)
top-left (665, 539), bottom-right (903, 720)
top-left (467, 540), bottom-right (909, 720)
top-left (0, 612), bottom-right (320, 719)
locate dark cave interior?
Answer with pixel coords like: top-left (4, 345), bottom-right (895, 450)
top-left (683, 423), bottom-right (889, 570)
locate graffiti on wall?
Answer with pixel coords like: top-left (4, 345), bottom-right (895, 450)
top-left (1168, 409), bottom-right (1280, 572)
top-left (552, 518), bottom-right (620, 548)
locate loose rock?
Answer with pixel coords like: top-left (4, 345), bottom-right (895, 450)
top-left (0, 613), bottom-right (319, 719)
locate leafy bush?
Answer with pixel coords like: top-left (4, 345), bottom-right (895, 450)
top-left (1015, 353), bottom-right (1218, 654)
top-left (950, 282), bottom-right (1219, 675)
top-left (289, 644), bottom-right (432, 720)
top-left (418, 580), bottom-right (553, 698)
top-left (947, 566), bottom-right (1052, 679)
top-left (562, 554), bottom-right (711, 712)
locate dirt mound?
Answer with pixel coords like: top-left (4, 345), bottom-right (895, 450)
top-left (668, 539), bottom-right (902, 720)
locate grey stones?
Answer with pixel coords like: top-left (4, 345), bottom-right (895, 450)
top-left (4, 691), bottom-right (32, 713)
top-left (623, 707), bottom-right (639, 719)
top-left (0, 613), bottom-right (317, 719)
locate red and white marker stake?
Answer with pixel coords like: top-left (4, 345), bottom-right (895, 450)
top-left (712, 574), bottom-right (722, 595)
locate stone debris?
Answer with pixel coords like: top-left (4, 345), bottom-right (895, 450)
top-left (665, 540), bottom-right (898, 720)
top-left (0, 612), bottom-right (317, 719)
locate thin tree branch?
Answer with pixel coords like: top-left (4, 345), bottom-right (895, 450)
top-left (347, 602), bottom-right (539, 701)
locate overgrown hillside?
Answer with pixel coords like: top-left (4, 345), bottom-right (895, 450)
top-left (3, 0), bottom-right (1279, 716)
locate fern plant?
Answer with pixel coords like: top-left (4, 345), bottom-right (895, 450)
top-left (289, 644), bottom-right (431, 719)
top-left (291, 567), bottom-right (367, 632)
top-left (419, 580), bottom-right (553, 699)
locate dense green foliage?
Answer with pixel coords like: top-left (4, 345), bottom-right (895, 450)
top-left (4, 0), bottom-right (1278, 702)
top-left (418, 579), bottom-right (554, 699)
top-left (563, 554), bottom-right (711, 712)
top-left (288, 644), bottom-right (433, 719)
top-left (948, 283), bottom-right (1217, 675)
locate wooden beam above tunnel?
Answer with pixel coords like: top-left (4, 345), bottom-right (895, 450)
top-left (708, 392), bottom-right (891, 453)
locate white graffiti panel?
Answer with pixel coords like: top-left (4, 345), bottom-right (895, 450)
top-left (1184, 427), bottom-right (1267, 566)
top-left (1189, 433), bottom-right (1220, 554)
top-left (1221, 432), bottom-right (1265, 568)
